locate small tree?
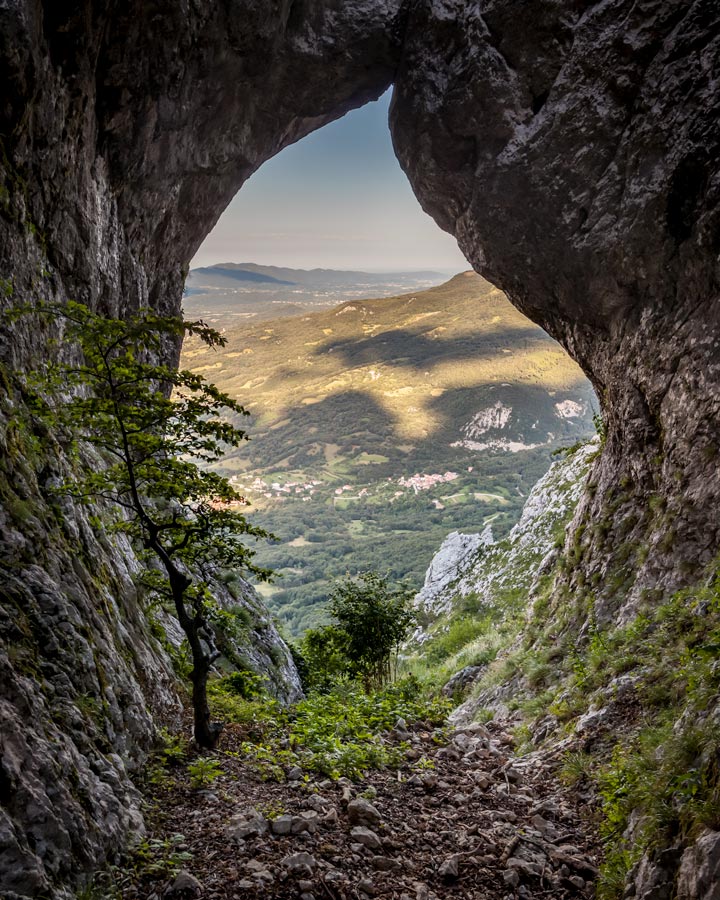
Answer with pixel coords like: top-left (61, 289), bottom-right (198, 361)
top-left (10, 300), bottom-right (270, 748)
top-left (328, 572), bottom-right (415, 691)
top-left (300, 624), bottom-right (351, 693)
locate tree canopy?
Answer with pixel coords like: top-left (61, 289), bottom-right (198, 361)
top-left (302, 571), bottom-right (415, 691)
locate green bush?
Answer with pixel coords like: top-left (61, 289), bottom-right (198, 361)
top-left (299, 572), bottom-right (416, 691)
top-left (328, 572), bottom-right (416, 690)
top-left (206, 678), bottom-right (284, 734)
top-left (300, 624), bottom-right (352, 692)
top-left (218, 669), bottom-right (263, 700)
top-left (424, 615), bottom-right (495, 664)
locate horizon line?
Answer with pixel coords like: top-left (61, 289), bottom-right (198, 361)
top-left (190, 260), bottom-right (470, 276)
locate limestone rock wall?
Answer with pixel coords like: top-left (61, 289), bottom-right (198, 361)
top-left (411, 441), bottom-right (598, 632)
top-left (0, 421), bottom-right (181, 899)
top-left (391, 0), bottom-right (720, 618)
top-left (1, 2), bottom-right (398, 892)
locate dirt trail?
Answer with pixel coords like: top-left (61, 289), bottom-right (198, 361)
top-left (126, 720), bottom-right (599, 900)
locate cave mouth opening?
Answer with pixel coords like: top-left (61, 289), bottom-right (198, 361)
top-left (177, 95), bottom-right (598, 641)
top-left (189, 90), bottom-right (469, 278)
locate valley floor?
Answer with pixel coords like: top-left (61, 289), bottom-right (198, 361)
top-left (112, 719), bottom-right (600, 900)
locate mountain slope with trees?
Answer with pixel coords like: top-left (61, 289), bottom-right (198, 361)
top-left (183, 273), bottom-right (597, 635)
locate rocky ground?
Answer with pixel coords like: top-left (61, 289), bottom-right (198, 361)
top-left (117, 720), bottom-right (600, 900)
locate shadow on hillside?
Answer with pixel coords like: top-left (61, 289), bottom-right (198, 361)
top-left (222, 376), bottom-right (597, 473)
top-left (423, 380), bottom-right (597, 444)
top-left (311, 324), bottom-right (548, 371)
top-left (228, 389), bottom-right (399, 470)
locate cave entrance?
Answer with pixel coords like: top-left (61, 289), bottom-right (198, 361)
top-left (188, 90), bottom-right (467, 299)
top-left (180, 91), bottom-right (597, 639)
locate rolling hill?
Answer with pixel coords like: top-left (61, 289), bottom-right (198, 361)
top-left (182, 272), bottom-right (597, 635)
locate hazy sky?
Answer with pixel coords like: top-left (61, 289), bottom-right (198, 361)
top-left (192, 90), bottom-right (469, 273)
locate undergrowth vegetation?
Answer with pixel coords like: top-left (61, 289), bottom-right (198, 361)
top-left (403, 579), bottom-right (535, 692)
top-left (78, 832), bottom-right (193, 900)
top-left (134, 439), bottom-right (718, 900)
top-left (210, 673), bottom-right (450, 781)
top-left (589, 573), bottom-right (720, 897)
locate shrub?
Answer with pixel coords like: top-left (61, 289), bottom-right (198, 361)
top-left (187, 757), bottom-right (225, 789)
top-left (288, 677), bottom-right (449, 779)
top-left (327, 572), bottom-right (416, 690)
top-left (424, 615), bottom-right (495, 665)
top-left (219, 669), bottom-right (263, 700)
top-left (300, 624), bottom-right (352, 692)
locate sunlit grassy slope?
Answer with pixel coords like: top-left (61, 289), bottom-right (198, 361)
top-left (182, 272), bottom-right (596, 636)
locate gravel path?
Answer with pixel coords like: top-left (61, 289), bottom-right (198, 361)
top-left (123, 720), bottom-right (600, 900)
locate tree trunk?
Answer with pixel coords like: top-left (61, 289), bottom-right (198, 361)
top-left (165, 561), bottom-right (222, 749)
top-left (190, 649), bottom-right (220, 749)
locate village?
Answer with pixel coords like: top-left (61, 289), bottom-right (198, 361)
top-left (228, 470), bottom-right (466, 505)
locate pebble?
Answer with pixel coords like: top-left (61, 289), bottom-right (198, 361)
top-left (226, 811), bottom-right (268, 840)
top-left (166, 870), bottom-right (203, 896)
top-left (371, 855), bottom-right (402, 872)
top-left (323, 806), bottom-right (339, 825)
top-left (291, 811), bottom-right (320, 834)
top-left (348, 797), bottom-right (382, 826)
top-left (438, 855), bottom-right (460, 880)
top-left (306, 794), bottom-right (330, 812)
top-left (326, 869), bottom-right (349, 884)
top-left (493, 810), bottom-right (518, 823)
top-left (350, 826), bottom-right (383, 851)
top-left (281, 851), bottom-right (317, 874)
top-left (507, 856), bottom-right (543, 877)
top-left (270, 814), bottom-right (292, 835)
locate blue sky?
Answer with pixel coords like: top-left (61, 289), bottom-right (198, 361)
top-left (192, 90), bottom-right (469, 273)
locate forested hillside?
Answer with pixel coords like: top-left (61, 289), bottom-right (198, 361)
top-left (183, 273), bottom-right (596, 634)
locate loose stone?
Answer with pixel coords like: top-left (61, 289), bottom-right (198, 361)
top-left (350, 826), bottom-right (383, 852)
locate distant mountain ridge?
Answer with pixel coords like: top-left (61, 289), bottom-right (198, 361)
top-left (183, 263), bottom-right (451, 322)
top-left (189, 261), bottom-right (446, 286)
top-left (189, 266), bottom-right (296, 286)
